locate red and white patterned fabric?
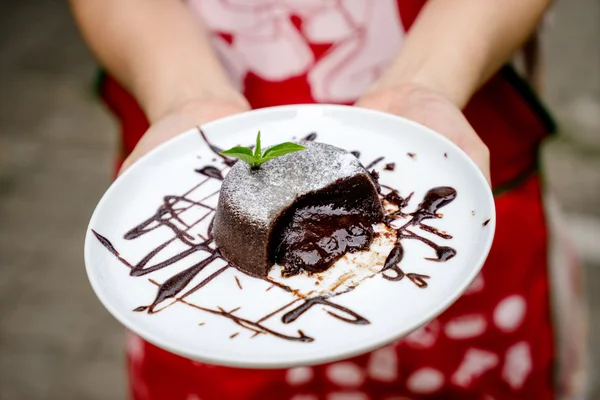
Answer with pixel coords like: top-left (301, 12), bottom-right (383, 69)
top-left (99, 1), bottom-right (586, 399)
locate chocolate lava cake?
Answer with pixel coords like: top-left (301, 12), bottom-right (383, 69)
top-left (212, 141), bottom-right (384, 278)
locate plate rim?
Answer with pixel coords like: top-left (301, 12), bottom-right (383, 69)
top-left (84, 103), bottom-right (496, 368)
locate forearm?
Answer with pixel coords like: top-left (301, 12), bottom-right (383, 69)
top-left (373, 0), bottom-right (552, 108)
top-left (70, 0), bottom-right (243, 122)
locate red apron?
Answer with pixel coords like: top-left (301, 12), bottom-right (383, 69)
top-left (99, 1), bottom-right (563, 399)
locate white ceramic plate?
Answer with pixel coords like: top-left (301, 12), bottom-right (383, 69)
top-left (84, 104), bottom-right (495, 368)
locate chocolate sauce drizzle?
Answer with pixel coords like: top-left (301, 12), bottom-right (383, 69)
top-left (195, 166), bottom-right (223, 180)
top-left (382, 186), bottom-right (458, 271)
top-left (281, 296), bottom-right (369, 325)
top-left (235, 276), bottom-right (243, 290)
top-left (365, 156), bottom-right (384, 169)
top-left (303, 132), bottom-right (317, 141)
top-left (91, 130), bottom-right (458, 342)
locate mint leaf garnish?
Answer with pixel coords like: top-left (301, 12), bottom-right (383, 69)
top-left (219, 131), bottom-right (306, 169)
top-left (254, 131), bottom-right (262, 159)
top-left (259, 142), bottom-right (307, 163)
top-left (219, 146), bottom-right (257, 166)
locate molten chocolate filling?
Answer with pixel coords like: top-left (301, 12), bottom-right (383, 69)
top-left (270, 176), bottom-right (383, 277)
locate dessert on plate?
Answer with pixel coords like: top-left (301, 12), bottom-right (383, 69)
top-left (212, 132), bottom-right (457, 298)
top-left (213, 139), bottom-right (385, 279)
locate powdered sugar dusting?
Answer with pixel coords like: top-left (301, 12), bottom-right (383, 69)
top-left (219, 141), bottom-right (368, 225)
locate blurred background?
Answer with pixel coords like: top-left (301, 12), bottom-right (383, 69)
top-left (0, 1), bottom-right (598, 399)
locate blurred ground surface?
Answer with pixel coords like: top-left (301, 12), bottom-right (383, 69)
top-left (0, 0), bottom-right (598, 399)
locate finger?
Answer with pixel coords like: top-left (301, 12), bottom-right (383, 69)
top-left (467, 143), bottom-right (491, 186)
top-left (474, 153), bottom-right (491, 186)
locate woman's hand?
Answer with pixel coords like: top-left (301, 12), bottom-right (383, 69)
top-left (70, 0), bottom-right (251, 175)
top-left (355, 83), bottom-right (491, 184)
top-left (351, 0), bottom-right (552, 187)
top-left (119, 97), bottom-right (250, 175)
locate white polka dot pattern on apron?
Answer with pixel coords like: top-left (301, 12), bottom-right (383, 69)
top-left (367, 346), bottom-right (398, 382)
top-left (326, 362), bottom-right (365, 387)
top-left (502, 341), bottom-right (533, 390)
top-left (451, 348), bottom-right (499, 388)
top-left (493, 295), bottom-right (527, 332)
top-left (327, 392), bottom-right (369, 400)
top-left (403, 319), bottom-right (440, 349)
top-left (444, 314), bottom-right (487, 339)
top-left (287, 367), bottom-right (314, 386)
top-left (406, 367), bottom-right (445, 394)
top-left (464, 273), bottom-right (485, 295)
